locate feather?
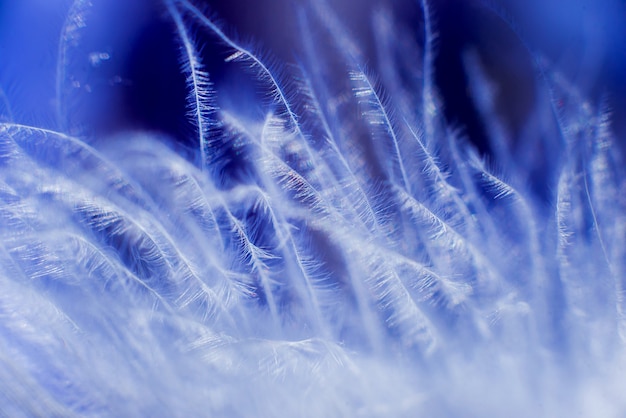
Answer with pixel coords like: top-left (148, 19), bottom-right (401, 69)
top-left (1, 0), bottom-right (626, 416)
top-left (166, 0), bottom-right (218, 170)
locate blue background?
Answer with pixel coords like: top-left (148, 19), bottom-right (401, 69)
top-left (1, 0), bottom-right (625, 154)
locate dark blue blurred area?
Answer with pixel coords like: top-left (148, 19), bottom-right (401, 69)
top-left (0, 0), bottom-right (625, 152)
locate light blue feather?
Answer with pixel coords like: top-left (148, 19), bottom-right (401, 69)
top-left (0, 0), bottom-right (625, 416)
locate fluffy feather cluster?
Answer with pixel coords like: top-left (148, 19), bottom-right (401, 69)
top-left (1, 0), bottom-right (625, 416)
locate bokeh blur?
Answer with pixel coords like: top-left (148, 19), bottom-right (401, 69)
top-left (1, 0), bottom-right (625, 152)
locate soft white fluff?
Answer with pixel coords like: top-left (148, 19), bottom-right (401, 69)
top-left (0, 0), bottom-right (625, 416)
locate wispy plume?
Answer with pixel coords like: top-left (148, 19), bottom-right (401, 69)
top-left (0, 0), bottom-right (625, 416)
